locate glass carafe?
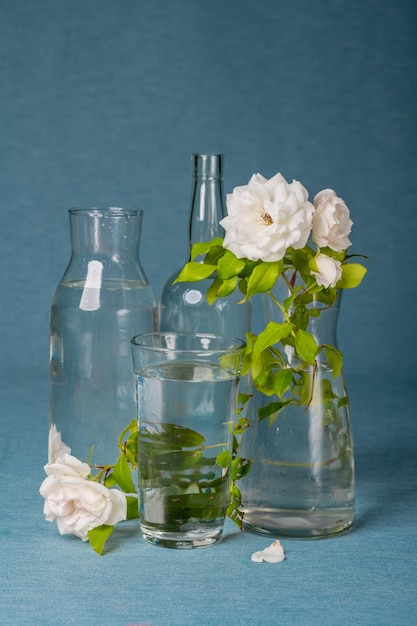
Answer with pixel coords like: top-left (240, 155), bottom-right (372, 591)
top-left (239, 280), bottom-right (355, 538)
top-left (49, 208), bottom-right (157, 466)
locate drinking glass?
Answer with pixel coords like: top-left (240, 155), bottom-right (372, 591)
top-left (131, 332), bottom-right (245, 548)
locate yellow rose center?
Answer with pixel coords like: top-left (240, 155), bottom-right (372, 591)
top-left (261, 212), bottom-right (273, 226)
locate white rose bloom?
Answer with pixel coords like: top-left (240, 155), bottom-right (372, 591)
top-left (312, 189), bottom-right (352, 252)
top-left (40, 449), bottom-right (127, 540)
top-left (311, 253), bottom-right (342, 288)
top-left (220, 172), bottom-right (314, 262)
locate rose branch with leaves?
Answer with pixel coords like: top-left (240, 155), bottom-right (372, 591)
top-left (175, 172), bottom-right (367, 423)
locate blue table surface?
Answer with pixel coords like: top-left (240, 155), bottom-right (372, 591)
top-left (1, 373), bottom-right (416, 626)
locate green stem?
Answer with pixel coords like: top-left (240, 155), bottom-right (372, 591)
top-left (269, 290), bottom-right (290, 321)
top-left (200, 442), bottom-right (229, 451)
top-left (303, 361), bottom-right (317, 413)
top-left (90, 464), bottom-right (115, 483)
top-left (294, 280), bottom-right (318, 303)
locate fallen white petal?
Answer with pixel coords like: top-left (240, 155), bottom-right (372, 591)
top-left (251, 540), bottom-right (286, 563)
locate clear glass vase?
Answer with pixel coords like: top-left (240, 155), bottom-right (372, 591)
top-left (239, 280), bottom-right (355, 538)
top-left (49, 208), bottom-right (157, 466)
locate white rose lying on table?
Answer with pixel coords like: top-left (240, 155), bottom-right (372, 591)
top-left (39, 427), bottom-right (127, 541)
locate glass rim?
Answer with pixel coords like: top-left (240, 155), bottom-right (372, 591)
top-left (191, 152), bottom-right (224, 158)
top-left (131, 331), bottom-right (245, 354)
top-left (69, 207), bottom-right (143, 218)
top-left (191, 153), bottom-right (224, 179)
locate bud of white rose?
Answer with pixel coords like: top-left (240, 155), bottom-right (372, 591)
top-left (311, 253), bottom-right (342, 288)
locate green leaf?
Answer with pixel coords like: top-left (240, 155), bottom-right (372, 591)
top-left (312, 288), bottom-right (338, 307)
top-left (319, 246), bottom-right (347, 262)
top-left (235, 394), bottom-right (252, 416)
top-left (141, 423), bottom-right (205, 448)
top-left (337, 263), bottom-right (367, 289)
top-left (112, 453), bottom-right (136, 494)
top-left (338, 396), bottom-right (349, 408)
top-left (226, 484), bottom-right (243, 529)
top-left (123, 431), bottom-right (138, 467)
top-left (290, 248), bottom-right (313, 277)
top-left (230, 456), bottom-right (252, 481)
top-left (217, 250), bottom-right (246, 279)
top-left (253, 321), bottom-right (292, 356)
top-left (88, 524), bottom-right (114, 556)
top-left (104, 474), bottom-right (117, 487)
top-left (272, 368), bottom-right (294, 397)
top-left (118, 419), bottom-right (137, 445)
top-left (295, 329), bottom-right (319, 365)
top-left (174, 261), bottom-right (216, 283)
top-left (215, 276), bottom-right (239, 298)
top-left (237, 276), bottom-right (248, 297)
top-left (283, 285), bottom-right (304, 311)
top-left (158, 488), bottom-right (228, 526)
top-left (204, 245), bottom-right (226, 265)
top-left (239, 260), bottom-right (260, 278)
top-left (324, 344), bottom-right (344, 378)
top-left (293, 370), bottom-right (312, 404)
top-left (290, 304), bottom-right (309, 330)
top-left (254, 342), bottom-right (285, 386)
top-left (216, 449), bottom-right (232, 469)
top-left (319, 378), bottom-right (338, 403)
top-left (118, 419), bottom-right (138, 469)
top-left (237, 394), bottom-right (252, 410)
top-left (249, 347), bottom-right (272, 385)
top-left (206, 278), bottom-right (222, 304)
top-left (126, 496), bottom-right (139, 520)
top-left (190, 238), bottom-right (224, 261)
top-left (241, 340), bottom-right (255, 372)
top-left (245, 260), bottom-right (283, 298)
top-left (258, 399), bottom-right (295, 425)
top-left (142, 449), bottom-right (203, 472)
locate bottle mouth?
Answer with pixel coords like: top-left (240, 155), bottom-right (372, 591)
top-left (69, 207), bottom-right (143, 218)
top-left (192, 153), bottom-right (224, 179)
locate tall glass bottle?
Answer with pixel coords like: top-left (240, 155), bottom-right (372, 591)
top-left (49, 208), bottom-right (157, 466)
top-left (159, 154), bottom-right (251, 339)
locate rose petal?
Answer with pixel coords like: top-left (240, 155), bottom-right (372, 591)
top-left (48, 424), bottom-right (71, 463)
top-left (251, 540), bottom-right (286, 563)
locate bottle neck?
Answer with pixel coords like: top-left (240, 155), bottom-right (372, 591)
top-left (69, 208), bottom-right (142, 256)
top-left (64, 208), bottom-right (145, 283)
top-left (188, 154), bottom-right (225, 256)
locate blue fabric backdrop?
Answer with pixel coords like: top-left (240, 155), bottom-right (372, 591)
top-left (1, 1), bottom-right (416, 625)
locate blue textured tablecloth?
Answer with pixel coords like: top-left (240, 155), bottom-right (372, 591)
top-left (1, 1), bottom-right (416, 623)
top-left (1, 373), bottom-right (416, 626)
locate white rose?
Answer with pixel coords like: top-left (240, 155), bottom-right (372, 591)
top-left (312, 189), bottom-right (352, 252)
top-left (39, 451), bottom-right (127, 540)
top-left (311, 253), bottom-right (342, 288)
top-left (220, 172), bottom-right (314, 262)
